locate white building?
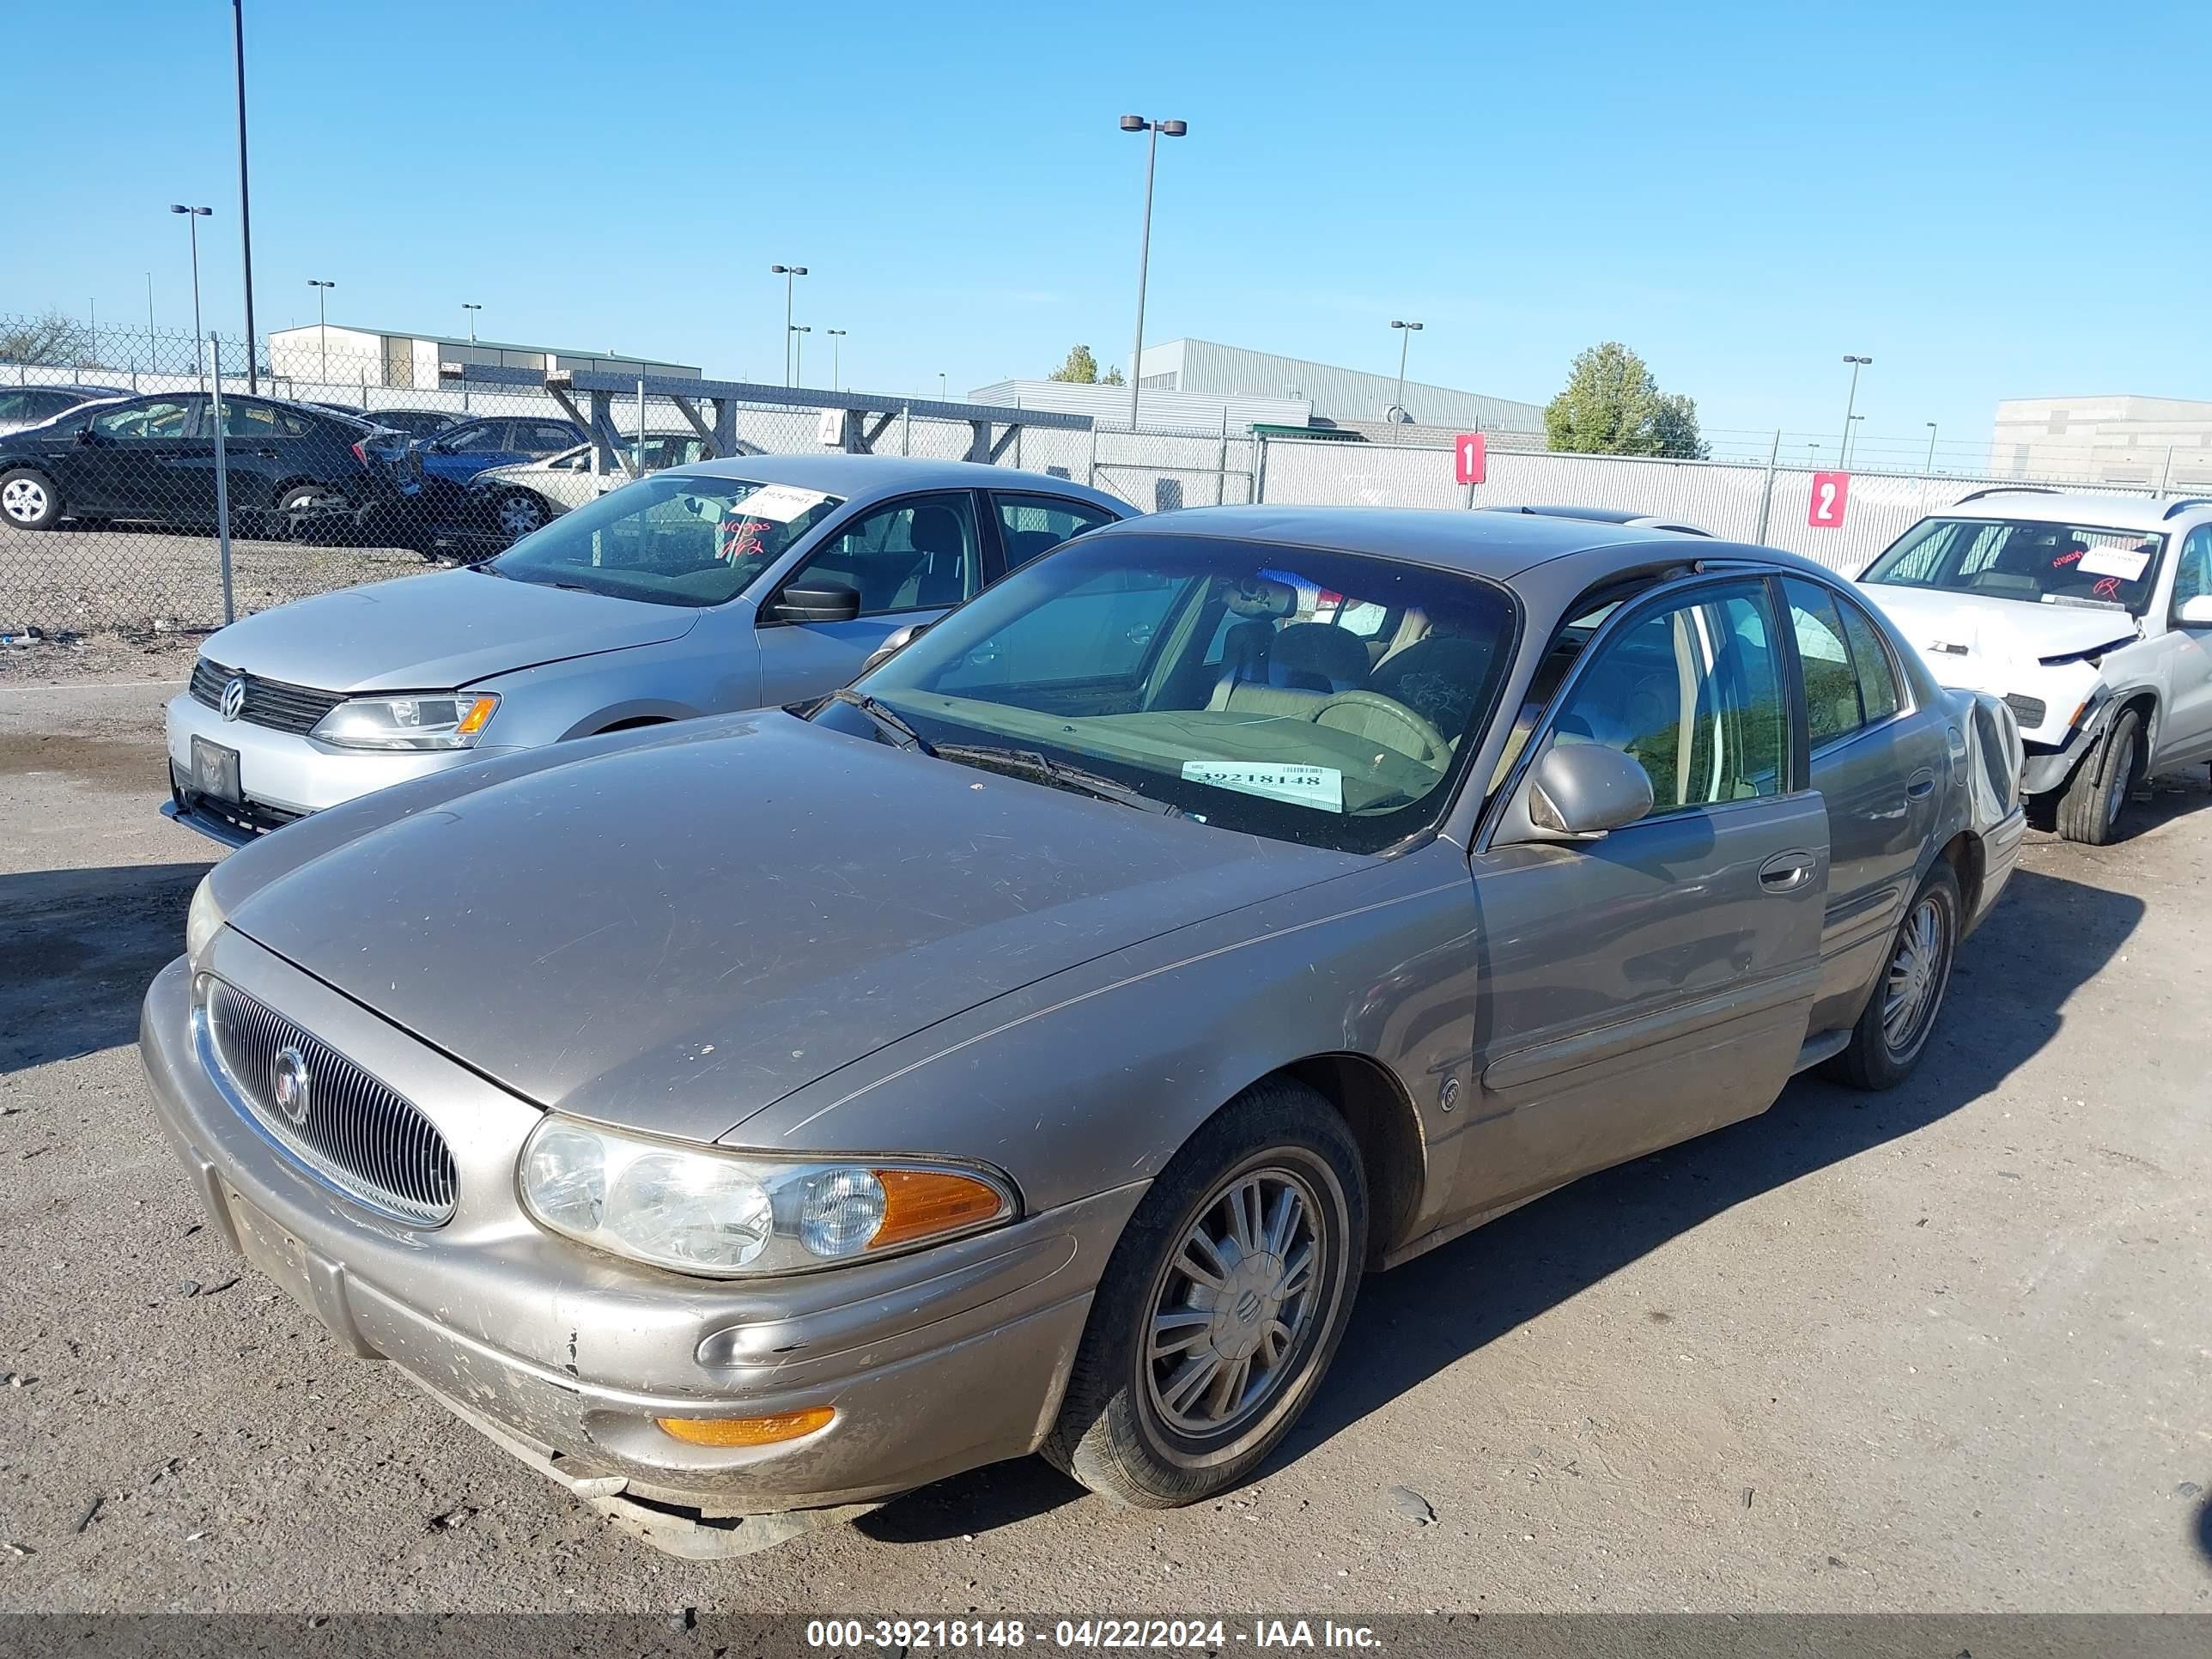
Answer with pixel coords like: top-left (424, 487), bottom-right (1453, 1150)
top-left (1135, 338), bottom-right (1544, 436)
top-left (1991, 394), bottom-right (2212, 490)
top-left (264, 323), bottom-right (700, 394)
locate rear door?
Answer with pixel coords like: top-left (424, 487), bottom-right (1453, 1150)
top-left (1455, 574), bottom-right (1827, 1217)
top-left (984, 491), bottom-right (1123, 580)
top-left (755, 490), bottom-right (984, 704)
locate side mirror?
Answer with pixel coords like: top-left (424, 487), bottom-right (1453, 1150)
top-left (771, 580), bottom-right (862, 624)
top-left (857, 620), bottom-right (930, 676)
top-left (74, 427), bottom-right (97, 447)
top-left (2177, 594), bottom-right (2212, 629)
top-left (1503, 742), bottom-right (1656, 844)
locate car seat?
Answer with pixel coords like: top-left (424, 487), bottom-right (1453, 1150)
top-left (1267, 622), bottom-right (1370, 694)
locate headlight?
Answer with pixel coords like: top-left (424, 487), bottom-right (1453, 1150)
top-left (517, 1117), bottom-right (1016, 1279)
top-left (185, 874), bottom-right (226, 962)
top-left (311, 693), bottom-right (499, 750)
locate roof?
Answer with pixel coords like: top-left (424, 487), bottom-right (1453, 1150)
top-left (1146, 339), bottom-right (1544, 434)
top-left (267, 322), bottom-right (698, 369)
top-left (1929, 489), bottom-right (2205, 532)
top-left (672, 453), bottom-right (1127, 509)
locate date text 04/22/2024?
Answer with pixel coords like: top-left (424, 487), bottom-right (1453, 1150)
top-left (804, 1620), bottom-right (1382, 1650)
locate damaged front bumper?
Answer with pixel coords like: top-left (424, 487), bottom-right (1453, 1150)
top-left (137, 939), bottom-right (1142, 1557)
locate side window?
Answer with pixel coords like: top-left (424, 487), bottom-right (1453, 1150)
top-left (1548, 581), bottom-right (1789, 819)
top-left (90, 399), bottom-right (192, 441)
top-left (992, 494), bottom-right (1118, 570)
top-left (781, 492), bottom-right (980, 617)
top-left (1784, 579), bottom-right (1866, 748)
top-left (218, 401), bottom-right (284, 440)
top-left (2172, 526), bottom-right (2212, 617)
top-left (1833, 594), bottom-right (1902, 723)
top-left (517, 421), bottom-right (580, 454)
top-left (444, 421), bottom-right (510, 453)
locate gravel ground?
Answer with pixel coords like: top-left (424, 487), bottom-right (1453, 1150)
top-left (1, 677), bottom-right (2208, 1615)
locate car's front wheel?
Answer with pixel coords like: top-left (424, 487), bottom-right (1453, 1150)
top-left (494, 489), bottom-right (547, 542)
top-left (0, 468), bottom-right (62, 531)
top-left (1827, 858), bottom-right (1960, 1091)
top-left (1043, 1079), bottom-right (1366, 1507)
top-left (2055, 705), bottom-right (2143, 845)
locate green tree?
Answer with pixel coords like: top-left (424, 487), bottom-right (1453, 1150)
top-left (1544, 342), bottom-right (1706, 459)
top-left (1048, 343), bottom-right (1102, 383)
top-left (1101, 364), bottom-right (1125, 386)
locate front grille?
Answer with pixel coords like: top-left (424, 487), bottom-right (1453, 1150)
top-left (190, 658), bottom-right (346, 736)
top-left (2003, 692), bottom-right (2050, 729)
top-left (200, 978), bottom-right (458, 1226)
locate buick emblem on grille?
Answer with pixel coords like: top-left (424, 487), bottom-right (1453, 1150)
top-left (219, 676), bottom-right (247, 721)
top-left (270, 1045), bottom-right (312, 1127)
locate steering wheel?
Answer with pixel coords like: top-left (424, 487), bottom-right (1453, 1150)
top-left (1310, 690), bottom-right (1452, 764)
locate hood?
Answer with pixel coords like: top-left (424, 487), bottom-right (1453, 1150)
top-left (223, 714), bottom-right (1360, 1143)
top-left (1855, 581), bottom-right (2139, 685)
top-left (200, 569), bottom-right (696, 692)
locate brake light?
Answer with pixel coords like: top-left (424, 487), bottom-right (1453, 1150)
top-left (350, 441), bottom-right (368, 465)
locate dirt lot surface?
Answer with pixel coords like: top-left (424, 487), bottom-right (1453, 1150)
top-left (2, 677), bottom-right (2208, 1615)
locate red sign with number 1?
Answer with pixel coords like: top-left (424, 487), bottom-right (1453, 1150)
top-left (1808, 471), bottom-right (1850, 529)
top-left (1455, 432), bottom-right (1486, 485)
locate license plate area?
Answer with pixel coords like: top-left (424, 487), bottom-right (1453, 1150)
top-left (190, 735), bottom-right (242, 804)
top-left (226, 1188), bottom-right (314, 1310)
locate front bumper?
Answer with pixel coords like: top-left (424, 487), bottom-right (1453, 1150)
top-left (137, 940), bottom-right (1135, 1542)
top-left (162, 690), bottom-right (513, 846)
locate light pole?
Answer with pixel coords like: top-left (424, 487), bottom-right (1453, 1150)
top-left (233, 0), bottom-right (258, 391)
top-left (1846, 413), bottom-right (1865, 467)
top-left (789, 325), bottom-right (811, 386)
top-left (307, 278), bottom-right (334, 383)
top-left (1120, 114), bottom-right (1188, 431)
top-left (1839, 354), bottom-right (1872, 467)
top-left (825, 328), bottom-right (847, 389)
top-left (1389, 319), bottom-right (1424, 428)
top-left (170, 205), bottom-right (213, 393)
top-left (1923, 422), bottom-right (1939, 475)
top-left (462, 301), bottom-right (481, 344)
top-left (769, 264), bottom-right (807, 386)
top-left (938, 373), bottom-right (947, 400)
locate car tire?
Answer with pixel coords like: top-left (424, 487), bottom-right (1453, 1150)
top-left (2055, 706), bottom-right (2143, 846)
top-left (1042, 1079), bottom-right (1367, 1509)
top-left (1826, 858), bottom-right (1961, 1091)
top-left (275, 483), bottom-right (331, 544)
top-left (0, 468), bottom-right (62, 531)
top-left (494, 490), bottom-right (547, 543)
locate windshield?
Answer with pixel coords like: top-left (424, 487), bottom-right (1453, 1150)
top-left (823, 532), bottom-right (1519, 854)
top-left (486, 473), bottom-right (844, 607)
top-left (1863, 516), bottom-right (2167, 615)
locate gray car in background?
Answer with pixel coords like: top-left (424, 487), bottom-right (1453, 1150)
top-left (143, 507), bottom-right (2024, 1556)
top-left (162, 454), bottom-right (1127, 845)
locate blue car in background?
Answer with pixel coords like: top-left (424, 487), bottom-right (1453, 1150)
top-left (409, 414), bottom-right (586, 545)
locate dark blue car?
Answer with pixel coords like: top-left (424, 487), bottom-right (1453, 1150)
top-left (415, 415), bottom-right (586, 489)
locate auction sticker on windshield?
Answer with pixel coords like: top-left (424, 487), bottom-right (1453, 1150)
top-left (2078, 544), bottom-right (2151, 582)
top-left (1182, 760), bottom-right (1344, 811)
top-left (732, 483), bottom-right (833, 522)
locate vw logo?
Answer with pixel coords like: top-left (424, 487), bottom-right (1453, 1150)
top-left (270, 1045), bottom-right (312, 1127)
top-left (219, 676), bottom-right (247, 722)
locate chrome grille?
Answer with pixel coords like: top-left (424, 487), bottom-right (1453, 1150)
top-left (189, 658), bottom-right (346, 736)
top-left (2003, 692), bottom-right (2050, 729)
top-left (198, 978), bottom-right (458, 1225)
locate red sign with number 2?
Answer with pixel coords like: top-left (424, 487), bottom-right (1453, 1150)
top-left (1808, 471), bottom-right (1850, 529)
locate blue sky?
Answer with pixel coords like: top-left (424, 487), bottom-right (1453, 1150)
top-left (8, 0), bottom-right (2207, 463)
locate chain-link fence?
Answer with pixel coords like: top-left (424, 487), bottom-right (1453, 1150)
top-left (0, 307), bottom-right (2193, 636)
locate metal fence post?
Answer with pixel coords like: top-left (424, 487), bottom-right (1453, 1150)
top-left (2160, 445), bottom-right (2174, 497)
top-left (1086, 423), bottom-right (1100, 489)
top-left (1754, 428), bottom-right (1780, 544)
top-left (1252, 431), bottom-right (1268, 504)
top-left (1215, 406), bottom-right (1229, 505)
top-left (209, 331), bottom-right (235, 626)
top-left (901, 404), bottom-right (911, 457)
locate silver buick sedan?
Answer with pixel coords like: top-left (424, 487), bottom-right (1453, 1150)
top-left (142, 507), bottom-right (2025, 1556)
top-left (163, 454), bottom-right (1127, 845)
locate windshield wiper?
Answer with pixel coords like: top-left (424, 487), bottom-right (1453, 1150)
top-left (468, 561), bottom-right (508, 578)
top-left (827, 688), bottom-right (936, 755)
top-left (933, 744), bottom-right (1185, 817)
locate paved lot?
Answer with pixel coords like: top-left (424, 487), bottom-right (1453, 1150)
top-left (2, 672), bottom-right (2208, 1614)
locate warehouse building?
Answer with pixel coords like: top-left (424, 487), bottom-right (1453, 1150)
top-left (1991, 394), bottom-right (2212, 490)
top-left (264, 322), bottom-right (700, 393)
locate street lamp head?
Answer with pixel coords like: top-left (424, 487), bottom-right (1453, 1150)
top-left (307, 278), bottom-right (333, 289)
top-left (826, 328), bottom-right (847, 337)
top-left (1843, 354), bottom-right (1872, 364)
top-left (773, 264), bottom-right (810, 276)
top-left (1391, 319), bottom-right (1424, 331)
top-left (1158, 119), bottom-right (1188, 137)
top-left (1120, 115), bottom-right (1147, 131)
top-left (462, 301), bottom-right (481, 311)
top-left (170, 204), bottom-right (211, 216)
top-left (789, 325), bottom-right (811, 334)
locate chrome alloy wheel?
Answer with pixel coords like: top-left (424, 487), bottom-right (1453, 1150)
top-left (2, 476), bottom-right (49, 525)
top-left (1881, 895), bottom-right (1950, 1058)
top-left (496, 492), bottom-right (545, 539)
top-left (1145, 1166), bottom-right (1329, 1439)
top-left (2104, 736), bottom-right (2134, 828)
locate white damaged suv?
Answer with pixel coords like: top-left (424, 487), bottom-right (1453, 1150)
top-left (1856, 489), bottom-right (2212, 843)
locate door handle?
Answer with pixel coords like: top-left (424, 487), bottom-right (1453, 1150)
top-left (1758, 849), bottom-right (1818, 892)
top-left (1905, 770), bottom-right (1936, 800)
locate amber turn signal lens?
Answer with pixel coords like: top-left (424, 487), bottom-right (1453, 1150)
top-left (455, 696), bottom-right (498, 737)
top-left (654, 1406), bottom-right (834, 1448)
top-left (872, 1168), bottom-right (1010, 1249)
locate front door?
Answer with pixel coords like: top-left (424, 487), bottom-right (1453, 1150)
top-left (1455, 575), bottom-right (1828, 1218)
top-left (70, 397), bottom-right (202, 518)
top-left (755, 490), bottom-right (983, 705)
top-left (2158, 526), bottom-right (2212, 766)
